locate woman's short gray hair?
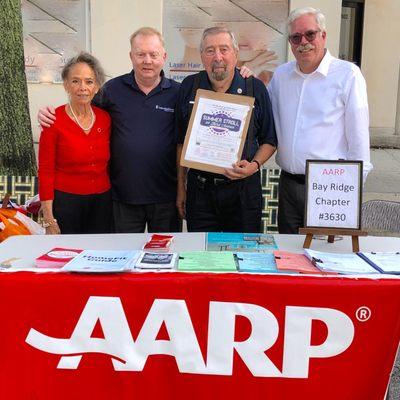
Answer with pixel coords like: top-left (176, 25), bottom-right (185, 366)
top-left (287, 7), bottom-right (326, 32)
top-left (200, 26), bottom-right (239, 52)
top-left (61, 52), bottom-right (106, 87)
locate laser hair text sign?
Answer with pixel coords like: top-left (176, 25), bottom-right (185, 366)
top-left (304, 160), bottom-right (363, 230)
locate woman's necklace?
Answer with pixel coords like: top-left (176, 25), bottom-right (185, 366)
top-left (68, 102), bottom-right (95, 132)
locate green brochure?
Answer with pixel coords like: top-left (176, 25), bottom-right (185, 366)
top-left (178, 251), bottom-right (237, 272)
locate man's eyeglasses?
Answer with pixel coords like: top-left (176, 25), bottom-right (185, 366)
top-left (288, 29), bottom-right (321, 45)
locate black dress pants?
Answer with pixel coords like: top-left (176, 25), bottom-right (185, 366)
top-left (113, 201), bottom-right (181, 233)
top-left (53, 190), bottom-right (112, 234)
top-left (186, 170), bottom-right (262, 233)
top-left (277, 171), bottom-right (306, 234)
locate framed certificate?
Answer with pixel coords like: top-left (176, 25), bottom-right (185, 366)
top-left (180, 89), bottom-right (255, 174)
top-left (304, 160), bottom-right (363, 230)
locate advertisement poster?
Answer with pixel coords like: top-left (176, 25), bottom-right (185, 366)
top-left (21, 0), bottom-right (87, 83)
top-left (163, 0), bottom-right (289, 84)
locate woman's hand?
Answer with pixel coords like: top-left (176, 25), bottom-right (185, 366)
top-left (45, 222), bottom-right (61, 235)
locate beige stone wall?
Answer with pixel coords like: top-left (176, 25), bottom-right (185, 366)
top-left (362, 0), bottom-right (400, 135)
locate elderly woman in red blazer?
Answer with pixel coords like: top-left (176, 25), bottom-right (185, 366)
top-left (39, 52), bottom-right (112, 234)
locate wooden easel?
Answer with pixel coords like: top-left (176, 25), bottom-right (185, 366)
top-left (299, 227), bottom-right (367, 252)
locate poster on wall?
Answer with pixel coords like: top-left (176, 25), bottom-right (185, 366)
top-left (21, 0), bottom-right (88, 84)
top-left (163, 0), bottom-right (288, 85)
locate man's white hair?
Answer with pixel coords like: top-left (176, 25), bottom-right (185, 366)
top-left (287, 7), bottom-right (326, 32)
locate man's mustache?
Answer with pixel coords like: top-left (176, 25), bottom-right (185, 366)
top-left (297, 43), bottom-right (315, 53)
top-left (212, 62), bottom-right (227, 70)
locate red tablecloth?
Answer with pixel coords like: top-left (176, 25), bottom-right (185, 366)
top-left (0, 272), bottom-right (399, 399)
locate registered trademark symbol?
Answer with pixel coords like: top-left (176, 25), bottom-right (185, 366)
top-left (356, 306), bottom-right (371, 322)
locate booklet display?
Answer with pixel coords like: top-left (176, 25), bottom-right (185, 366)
top-left (304, 249), bottom-right (380, 274)
top-left (36, 248), bottom-right (83, 268)
top-left (356, 252), bottom-right (400, 275)
top-left (143, 234), bottom-right (174, 252)
top-left (274, 251), bottom-right (323, 274)
top-left (178, 251), bottom-right (237, 272)
top-left (207, 232), bottom-right (277, 252)
top-left (62, 250), bottom-right (140, 273)
top-left (235, 252), bottom-right (278, 273)
top-left (135, 252), bottom-right (178, 270)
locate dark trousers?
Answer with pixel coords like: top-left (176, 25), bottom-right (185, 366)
top-left (113, 200), bottom-right (181, 233)
top-left (278, 171), bottom-right (306, 234)
top-left (186, 170), bottom-right (262, 233)
top-left (53, 190), bottom-right (112, 234)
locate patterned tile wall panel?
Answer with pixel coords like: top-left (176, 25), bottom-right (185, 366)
top-left (0, 176), bottom-right (38, 206)
top-left (261, 168), bottom-right (280, 233)
top-left (0, 172), bottom-right (281, 233)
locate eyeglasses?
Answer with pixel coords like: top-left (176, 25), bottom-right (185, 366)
top-left (288, 29), bottom-right (321, 45)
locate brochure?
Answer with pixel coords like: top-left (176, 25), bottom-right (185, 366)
top-left (135, 252), bottom-right (178, 270)
top-left (206, 232), bottom-right (278, 252)
top-left (357, 252), bottom-right (400, 275)
top-left (36, 248), bottom-right (83, 268)
top-left (274, 251), bottom-right (323, 274)
top-left (178, 251), bottom-right (237, 272)
top-left (143, 234), bottom-right (174, 252)
top-left (304, 249), bottom-right (380, 275)
top-left (62, 250), bottom-right (140, 273)
top-left (235, 252), bottom-right (278, 273)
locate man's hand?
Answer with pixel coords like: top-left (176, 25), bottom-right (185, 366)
top-left (38, 106), bottom-right (56, 128)
top-left (176, 183), bottom-right (186, 219)
top-left (224, 159), bottom-right (258, 180)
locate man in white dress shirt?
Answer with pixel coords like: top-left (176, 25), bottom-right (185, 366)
top-left (268, 7), bottom-right (373, 234)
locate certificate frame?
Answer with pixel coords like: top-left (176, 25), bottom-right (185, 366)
top-left (304, 159), bottom-right (363, 230)
top-left (180, 89), bottom-right (255, 174)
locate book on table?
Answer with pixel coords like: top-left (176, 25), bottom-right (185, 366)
top-left (274, 251), bottom-right (326, 274)
top-left (206, 232), bottom-right (278, 252)
top-left (304, 249), bottom-right (381, 275)
top-left (134, 252), bottom-right (178, 270)
top-left (61, 250), bottom-right (140, 273)
top-left (142, 234), bottom-right (174, 252)
top-left (235, 252), bottom-right (279, 273)
top-left (35, 248), bottom-right (83, 268)
top-left (178, 251), bottom-right (237, 272)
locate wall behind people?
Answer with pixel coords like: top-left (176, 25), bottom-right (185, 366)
top-left (362, 0), bottom-right (400, 137)
top-left (28, 0), bottom-right (163, 151)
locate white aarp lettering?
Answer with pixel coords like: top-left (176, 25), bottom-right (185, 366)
top-left (206, 301), bottom-right (281, 377)
top-left (26, 296), bottom-right (136, 369)
top-left (26, 297), bottom-right (356, 378)
top-left (282, 306), bottom-right (354, 377)
top-left (26, 297), bottom-right (206, 372)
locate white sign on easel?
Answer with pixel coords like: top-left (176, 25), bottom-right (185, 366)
top-left (305, 160), bottom-right (363, 230)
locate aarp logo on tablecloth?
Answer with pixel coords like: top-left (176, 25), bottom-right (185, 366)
top-left (25, 296), bottom-right (355, 378)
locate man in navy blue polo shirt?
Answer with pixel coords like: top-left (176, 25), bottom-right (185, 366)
top-left (38, 27), bottom-right (181, 233)
top-left (176, 27), bottom-right (277, 233)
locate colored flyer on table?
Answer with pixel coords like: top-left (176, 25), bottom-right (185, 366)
top-left (180, 89), bottom-right (254, 174)
top-left (178, 251), bottom-right (237, 272)
top-left (305, 160), bottom-right (363, 229)
top-left (207, 232), bottom-right (277, 252)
